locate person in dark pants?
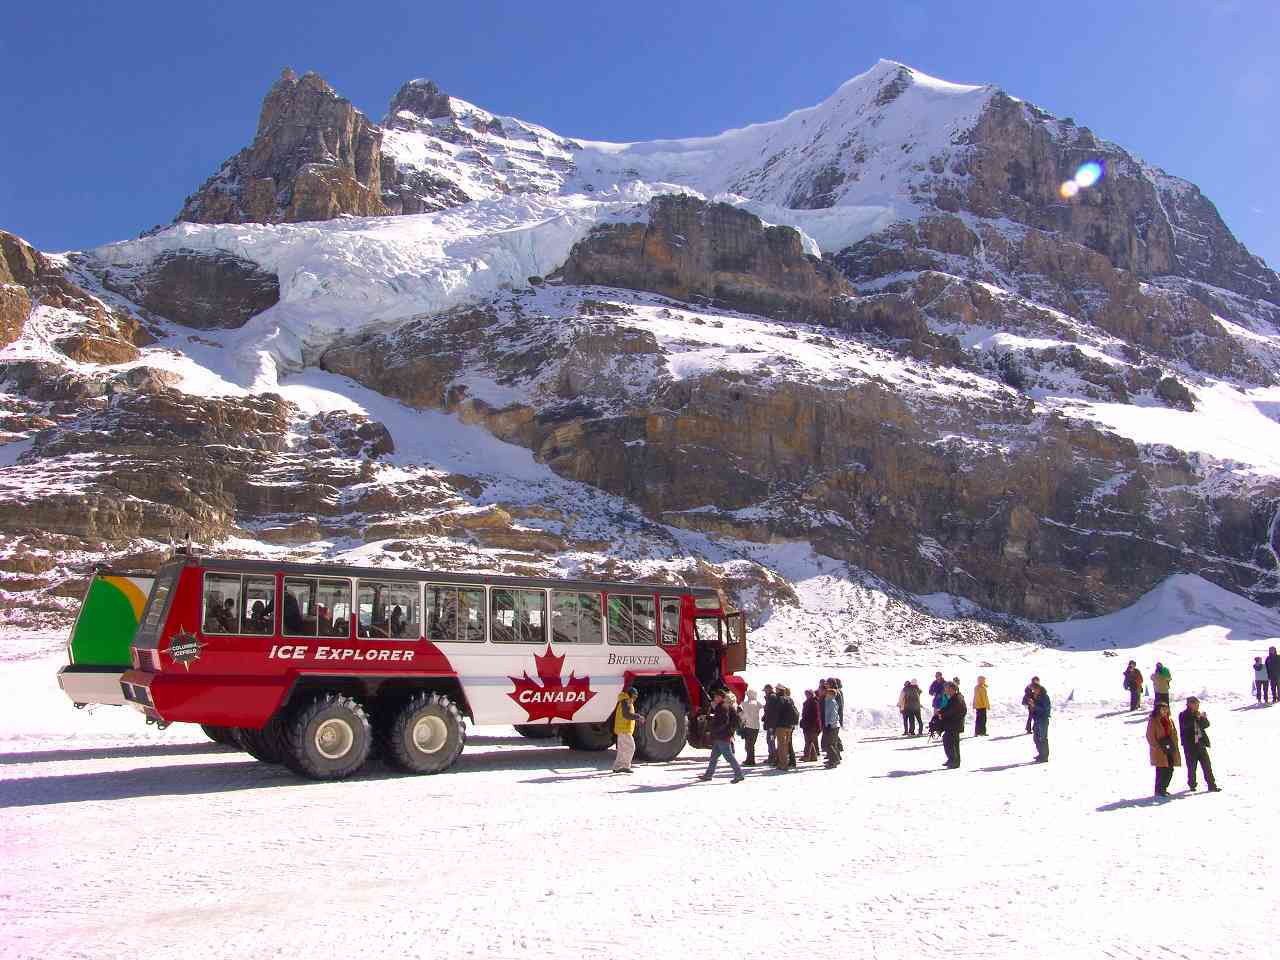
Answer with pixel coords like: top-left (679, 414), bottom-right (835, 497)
top-left (1254, 657), bottom-right (1270, 704)
top-left (973, 676), bottom-right (990, 736)
top-left (820, 686), bottom-right (842, 768)
top-left (1178, 697), bottom-right (1220, 792)
top-left (903, 680), bottom-right (923, 736)
top-left (1151, 662), bottom-right (1172, 706)
top-left (762, 684), bottom-right (779, 763)
top-left (1146, 702), bottom-right (1181, 797)
top-left (929, 672), bottom-right (946, 710)
top-left (1123, 661), bottom-right (1144, 712)
top-left (1022, 678), bottom-right (1038, 734)
top-left (939, 682), bottom-right (967, 769)
top-left (1030, 681), bottom-right (1051, 762)
top-left (699, 690), bottom-right (744, 783)
top-left (898, 681), bottom-right (913, 735)
top-left (774, 686), bottom-right (799, 771)
top-left (1267, 646), bottom-right (1280, 703)
top-left (800, 689), bottom-right (821, 760)
top-left (740, 689), bottom-right (761, 766)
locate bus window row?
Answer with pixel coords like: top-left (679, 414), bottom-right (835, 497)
top-left (201, 573), bottom-right (681, 646)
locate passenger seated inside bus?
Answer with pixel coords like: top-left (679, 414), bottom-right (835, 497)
top-left (283, 590), bottom-right (309, 634)
top-left (390, 605), bottom-right (405, 638)
top-left (203, 594), bottom-right (226, 633)
top-left (246, 599), bottom-right (270, 633)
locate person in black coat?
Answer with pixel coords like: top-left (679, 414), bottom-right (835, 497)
top-left (1267, 646), bottom-right (1280, 703)
top-left (1021, 678), bottom-right (1038, 733)
top-left (1178, 697), bottom-right (1220, 792)
top-left (939, 682), bottom-right (967, 769)
top-left (761, 685), bottom-right (780, 764)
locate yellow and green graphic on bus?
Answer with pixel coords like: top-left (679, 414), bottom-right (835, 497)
top-left (67, 575), bottom-right (154, 667)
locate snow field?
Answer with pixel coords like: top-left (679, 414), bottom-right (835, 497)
top-left (4, 572), bottom-right (1280, 960)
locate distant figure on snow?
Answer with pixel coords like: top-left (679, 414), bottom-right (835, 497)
top-left (973, 676), bottom-right (990, 736)
top-left (1152, 663), bottom-right (1172, 706)
top-left (929, 672), bottom-right (947, 710)
top-left (773, 686), bottom-right (799, 771)
top-left (1178, 697), bottom-right (1220, 793)
top-left (1267, 646), bottom-right (1280, 703)
top-left (740, 689), bottom-right (761, 766)
top-left (1123, 660), bottom-right (1144, 712)
top-left (821, 685), bottom-right (842, 768)
top-left (801, 689), bottom-right (821, 760)
top-left (1253, 656), bottom-right (1270, 704)
top-left (1030, 681), bottom-right (1051, 763)
top-left (1022, 677), bottom-right (1039, 734)
top-left (1145, 702), bottom-right (1181, 798)
top-left (939, 682), bottom-right (966, 768)
top-left (898, 681), bottom-right (913, 736)
top-left (903, 679), bottom-right (923, 737)
top-left (762, 684), bottom-right (779, 762)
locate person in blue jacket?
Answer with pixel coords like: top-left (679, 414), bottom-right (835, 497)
top-left (1030, 680), bottom-right (1051, 763)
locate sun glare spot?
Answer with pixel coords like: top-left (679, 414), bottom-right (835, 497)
top-left (1074, 161), bottom-right (1103, 188)
top-left (1059, 180), bottom-right (1080, 199)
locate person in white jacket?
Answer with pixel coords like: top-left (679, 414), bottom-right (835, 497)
top-left (1254, 656), bottom-right (1270, 703)
top-left (740, 689), bottom-right (762, 765)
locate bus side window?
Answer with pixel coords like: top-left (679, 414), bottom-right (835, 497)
top-left (203, 574), bottom-right (241, 634)
top-left (241, 576), bottom-right (276, 635)
top-left (459, 588), bottom-right (486, 642)
top-left (660, 597), bottom-right (680, 645)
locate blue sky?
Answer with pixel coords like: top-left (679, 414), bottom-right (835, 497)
top-left (1, 0), bottom-right (1276, 268)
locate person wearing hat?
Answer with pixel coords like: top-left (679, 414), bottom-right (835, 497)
top-left (939, 681), bottom-right (967, 768)
top-left (1123, 660), bottom-right (1144, 711)
top-left (973, 676), bottom-right (990, 736)
top-left (1029, 680), bottom-right (1051, 763)
top-left (1178, 697), bottom-right (1220, 792)
top-left (761, 684), bottom-right (780, 763)
top-left (612, 686), bottom-right (644, 773)
top-left (740, 689), bottom-right (762, 765)
top-left (699, 689), bottom-right (745, 783)
top-left (1146, 701), bottom-right (1181, 797)
top-left (1152, 662), bottom-right (1172, 706)
top-left (773, 685), bottom-right (799, 771)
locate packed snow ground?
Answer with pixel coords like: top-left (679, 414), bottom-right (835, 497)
top-left (2, 575), bottom-right (1278, 959)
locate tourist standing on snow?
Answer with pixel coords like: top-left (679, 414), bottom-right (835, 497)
top-left (821, 685), bottom-right (842, 768)
top-left (898, 681), bottom-right (913, 736)
top-left (740, 689), bottom-right (761, 766)
top-left (1030, 681), bottom-right (1051, 763)
top-left (699, 689), bottom-right (745, 783)
top-left (762, 684), bottom-right (779, 761)
top-left (612, 687), bottom-right (644, 774)
top-left (1253, 657), bottom-right (1270, 703)
top-left (1266, 646), bottom-right (1280, 702)
top-left (973, 676), bottom-right (990, 736)
top-left (1124, 661), bottom-right (1144, 712)
top-left (774, 685), bottom-right (799, 771)
top-left (800, 689), bottom-right (821, 760)
top-left (940, 682), bottom-right (966, 768)
top-left (1152, 663), bottom-right (1172, 706)
top-left (903, 680), bottom-right (923, 736)
top-left (830, 677), bottom-right (846, 752)
top-left (1022, 678), bottom-right (1038, 734)
top-left (929, 672), bottom-right (946, 709)
top-left (1178, 697), bottom-right (1220, 793)
top-left (1146, 701), bottom-right (1181, 797)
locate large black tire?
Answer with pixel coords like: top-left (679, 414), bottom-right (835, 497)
top-left (633, 690), bottom-right (689, 762)
top-left (201, 724), bottom-right (237, 746)
top-left (283, 694), bottom-right (372, 781)
top-left (514, 723), bottom-right (560, 740)
top-left (384, 692), bottom-right (466, 774)
top-left (562, 720), bottom-right (614, 751)
top-left (234, 719), bottom-right (287, 764)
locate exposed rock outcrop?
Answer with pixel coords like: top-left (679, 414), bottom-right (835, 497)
top-left (100, 249), bottom-right (279, 329)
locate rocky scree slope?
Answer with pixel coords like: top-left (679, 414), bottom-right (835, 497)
top-left (3, 61), bottom-right (1280, 632)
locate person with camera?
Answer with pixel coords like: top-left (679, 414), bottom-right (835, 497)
top-left (1145, 701), bottom-right (1182, 797)
top-left (699, 689), bottom-right (745, 783)
top-left (1178, 697), bottom-right (1220, 793)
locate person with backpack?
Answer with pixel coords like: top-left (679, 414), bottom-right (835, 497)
top-left (800, 689), bottom-right (822, 760)
top-left (898, 680), bottom-right (913, 736)
top-left (762, 684), bottom-right (780, 762)
top-left (1267, 646), bottom-right (1280, 702)
top-left (699, 689), bottom-right (745, 783)
top-left (1030, 681), bottom-right (1051, 763)
top-left (612, 687), bottom-right (644, 773)
top-left (740, 689), bottom-right (762, 765)
top-left (1021, 678), bottom-right (1038, 733)
top-left (1152, 662), bottom-right (1172, 706)
top-left (1253, 656), bottom-right (1270, 703)
top-left (773, 685), bottom-right (799, 771)
top-left (1123, 661), bottom-right (1144, 711)
top-left (821, 685), bottom-right (842, 768)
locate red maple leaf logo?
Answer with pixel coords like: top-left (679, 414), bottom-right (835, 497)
top-left (508, 645), bottom-right (597, 722)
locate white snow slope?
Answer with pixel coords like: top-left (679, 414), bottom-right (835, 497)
top-left (2, 573), bottom-right (1278, 959)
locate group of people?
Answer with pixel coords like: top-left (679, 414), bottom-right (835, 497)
top-left (694, 678), bottom-right (847, 782)
top-left (1251, 646), bottom-right (1280, 703)
top-left (892, 673), bottom-right (1048, 768)
top-left (1124, 659), bottom-right (1225, 797)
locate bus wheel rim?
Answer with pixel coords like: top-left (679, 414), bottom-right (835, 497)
top-left (652, 709), bottom-right (678, 743)
top-left (315, 718), bottom-right (354, 760)
top-left (412, 715), bottom-right (449, 754)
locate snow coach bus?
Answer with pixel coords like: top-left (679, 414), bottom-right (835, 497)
top-left (120, 551), bottom-right (748, 780)
top-left (57, 569), bottom-right (156, 708)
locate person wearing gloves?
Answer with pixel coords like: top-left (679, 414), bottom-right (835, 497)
top-left (1145, 701), bottom-right (1182, 797)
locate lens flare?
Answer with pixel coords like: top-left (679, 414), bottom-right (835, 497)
top-left (1074, 161), bottom-right (1103, 188)
top-left (1059, 180), bottom-right (1080, 199)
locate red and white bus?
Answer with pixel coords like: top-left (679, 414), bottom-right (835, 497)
top-left (121, 551), bottom-right (748, 780)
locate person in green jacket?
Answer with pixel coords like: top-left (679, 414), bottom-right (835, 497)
top-left (612, 687), bottom-right (644, 774)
